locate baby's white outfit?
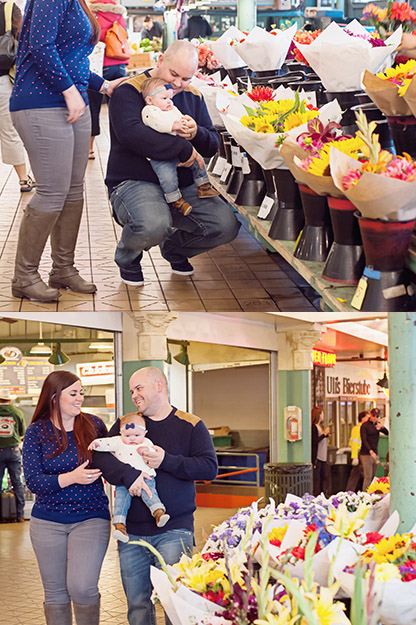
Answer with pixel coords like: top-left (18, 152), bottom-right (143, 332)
top-left (142, 104), bottom-right (183, 135)
top-left (93, 436), bottom-right (156, 476)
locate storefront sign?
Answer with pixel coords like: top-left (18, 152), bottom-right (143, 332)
top-left (76, 361), bottom-right (114, 386)
top-left (0, 356), bottom-right (53, 395)
top-left (325, 362), bottom-right (382, 399)
top-left (312, 348), bottom-right (336, 368)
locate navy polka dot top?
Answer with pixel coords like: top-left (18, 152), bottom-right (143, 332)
top-left (10, 0), bottom-right (104, 112)
top-left (22, 413), bottom-right (110, 524)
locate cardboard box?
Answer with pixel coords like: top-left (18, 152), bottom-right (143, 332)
top-left (127, 52), bottom-right (156, 70)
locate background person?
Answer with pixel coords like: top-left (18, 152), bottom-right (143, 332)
top-left (9, 0), bottom-right (126, 303)
top-left (88, 0), bottom-right (129, 160)
top-left (360, 407), bottom-right (389, 491)
top-left (22, 371), bottom-right (111, 625)
top-left (93, 366), bottom-right (218, 625)
top-left (140, 15), bottom-right (163, 41)
top-left (0, 388), bottom-right (26, 522)
top-left (0, 0), bottom-right (34, 193)
top-left (311, 406), bottom-right (330, 497)
top-left (346, 410), bottom-right (369, 492)
top-left (182, 13), bottom-right (212, 40)
top-left (105, 39), bottom-right (240, 286)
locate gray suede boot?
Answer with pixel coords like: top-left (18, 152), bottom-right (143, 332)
top-left (48, 199), bottom-right (97, 293)
top-left (12, 206), bottom-right (61, 301)
top-left (73, 598), bottom-right (100, 625)
top-left (43, 602), bottom-right (72, 625)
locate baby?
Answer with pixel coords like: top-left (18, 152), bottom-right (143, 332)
top-left (89, 413), bottom-right (169, 543)
top-left (141, 76), bottom-right (219, 216)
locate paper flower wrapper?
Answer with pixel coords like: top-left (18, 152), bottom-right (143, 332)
top-left (150, 566), bottom-right (226, 625)
top-left (330, 146), bottom-right (416, 221)
top-left (232, 24), bottom-right (297, 72)
top-left (190, 73), bottom-right (237, 127)
top-left (360, 493), bottom-right (392, 533)
top-left (218, 95), bottom-right (342, 170)
top-left (206, 26), bottom-right (246, 69)
top-left (295, 21), bottom-right (401, 92)
top-left (280, 136), bottom-right (345, 197)
top-left (362, 69), bottom-right (416, 118)
top-left (338, 572), bottom-right (416, 625)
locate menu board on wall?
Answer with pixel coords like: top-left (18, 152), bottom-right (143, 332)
top-left (0, 357), bottom-right (53, 395)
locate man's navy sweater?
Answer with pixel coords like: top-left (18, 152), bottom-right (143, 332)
top-left (92, 407), bottom-right (218, 536)
top-left (105, 72), bottom-right (220, 195)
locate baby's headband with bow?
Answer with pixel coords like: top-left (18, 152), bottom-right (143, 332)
top-left (147, 83), bottom-right (174, 98)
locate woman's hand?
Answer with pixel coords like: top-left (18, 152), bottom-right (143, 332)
top-left (58, 460), bottom-right (102, 487)
top-left (63, 85), bottom-right (86, 123)
top-left (324, 427), bottom-right (330, 436)
top-left (128, 473), bottom-right (152, 497)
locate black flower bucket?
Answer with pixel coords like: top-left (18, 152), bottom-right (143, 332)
top-left (294, 184), bottom-right (333, 262)
top-left (268, 169), bottom-right (304, 241)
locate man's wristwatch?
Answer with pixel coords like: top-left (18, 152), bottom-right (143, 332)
top-left (101, 80), bottom-right (110, 95)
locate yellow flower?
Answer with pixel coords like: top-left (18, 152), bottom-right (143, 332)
top-left (372, 562), bottom-right (402, 582)
top-left (325, 502), bottom-right (370, 541)
top-left (377, 59), bottom-right (416, 81)
top-left (311, 586), bottom-right (348, 625)
top-left (268, 524), bottom-right (288, 546)
top-left (398, 77), bottom-right (413, 96)
top-left (283, 109), bottom-right (319, 132)
top-left (304, 136), bottom-right (365, 177)
top-left (255, 608), bottom-right (298, 625)
top-left (253, 119), bottom-right (276, 133)
top-left (363, 533), bottom-right (413, 564)
top-left (367, 477), bottom-right (390, 495)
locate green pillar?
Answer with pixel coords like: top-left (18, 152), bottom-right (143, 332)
top-left (237, 0), bottom-right (256, 33)
top-left (389, 313), bottom-right (416, 531)
top-left (122, 360), bottom-right (164, 413)
top-left (278, 370), bottom-right (311, 464)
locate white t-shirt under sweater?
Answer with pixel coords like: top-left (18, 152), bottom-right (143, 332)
top-left (93, 436), bottom-right (156, 477)
top-left (142, 104), bottom-right (183, 135)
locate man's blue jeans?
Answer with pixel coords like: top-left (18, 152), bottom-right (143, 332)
top-left (118, 528), bottom-right (194, 625)
top-left (113, 483), bottom-right (165, 525)
top-left (110, 180), bottom-right (240, 275)
top-left (0, 447), bottom-right (25, 517)
top-left (149, 159), bottom-right (210, 203)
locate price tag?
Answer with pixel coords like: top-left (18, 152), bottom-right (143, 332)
top-left (351, 277), bottom-right (368, 310)
top-left (257, 195), bottom-right (275, 219)
top-left (219, 162), bottom-right (232, 183)
top-left (382, 284), bottom-right (407, 300)
top-left (241, 152), bottom-right (251, 175)
top-left (212, 156), bottom-right (226, 176)
top-left (231, 145), bottom-right (242, 168)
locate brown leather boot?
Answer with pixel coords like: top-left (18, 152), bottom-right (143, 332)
top-left (49, 199), bottom-right (97, 293)
top-left (197, 183), bottom-right (220, 198)
top-left (153, 508), bottom-right (170, 528)
top-left (12, 206), bottom-right (61, 301)
top-left (112, 523), bottom-right (129, 543)
top-left (171, 197), bottom-right (192, 216)
top-left (73, 598), bottom-right (100, 625)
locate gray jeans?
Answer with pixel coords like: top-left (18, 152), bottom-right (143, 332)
top-left (30, 516), bottom-right (110, 605)
top-left (11, 107), bottom-right (91, 212)
top-left (361, 454), bottom-right (378, 491)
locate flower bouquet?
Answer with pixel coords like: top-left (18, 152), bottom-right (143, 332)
top-left (330, 110), bottom-right (416, 220)
top-left (367, 476), bottom-right (390, 495)
top-left (286, 29), bottom-right (322, 67)
top-left (195, 41), bottom-right (222, 72)
top-left (294, 20), bottom-right (401, 92)
top-left (190, 71), bottom-right (237, 127)
top-left (206, 26), bottom-right (246, 70)
top-left (217, 89), bottom-right (342, 170)
top-left (231, 24), bottom-right (297, 73)
top-left (361, 61), bottom-right (416, 117)
top-left (362, 1), bottom-right (416, 37)
top-left (338, 531), bottom-right (416, 625)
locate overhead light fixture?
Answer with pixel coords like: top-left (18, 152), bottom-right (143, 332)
top-left (48, 343), bottom-right (69, 366)
top-left (173, 344), bottom-right (189, 366)
top-left (165, 345), bottom-right (172, 365)
top-left (88, 331), bottom-right (113, 350)
top-left (30, 322), bottom-right (52, 356)
top-left (0, 353), bottom-right (4, 364)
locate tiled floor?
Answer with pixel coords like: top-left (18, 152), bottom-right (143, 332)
top-left (0, 105), bottom-right (319, 312)
top-left (0, 505), bottom-right (238, 625)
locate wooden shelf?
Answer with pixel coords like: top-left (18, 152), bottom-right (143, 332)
top-left (210, 175), bottom-right (357, 312)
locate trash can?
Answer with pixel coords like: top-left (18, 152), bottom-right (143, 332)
top-left (329, 450), bottom-right (351, 496)
top-left (264, 463), bottom-right (313, 504)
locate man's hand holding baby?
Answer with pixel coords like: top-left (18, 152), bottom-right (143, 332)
top-left (138, 444), bottom-right (165, 469)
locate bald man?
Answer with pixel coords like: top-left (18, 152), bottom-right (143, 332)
top-left (105, 40), bottom-right (240, 287)
top-left (93, 366), bottom-right (218, 625)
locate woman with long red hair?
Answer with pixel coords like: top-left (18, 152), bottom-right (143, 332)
top-left (22, 371), bottom-right (110, 625)
top-left (9, 0), bottom-right (127, 303)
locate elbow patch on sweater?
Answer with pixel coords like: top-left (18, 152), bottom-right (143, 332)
top-left (174, 409), bottom-right (201, 427)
